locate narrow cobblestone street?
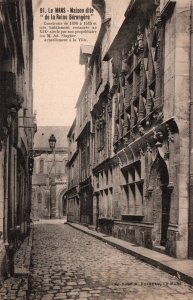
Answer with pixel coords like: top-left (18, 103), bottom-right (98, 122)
top-left (28, 222), bottom-right (193, 300)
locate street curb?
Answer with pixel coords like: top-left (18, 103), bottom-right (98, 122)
top-left (67, 222), bottom-right (193, 286)
top-left (14, 225), bottom-right (34, 298)
top-left (24, 225), bottom-right (33, 270)
top-left (14, 225), bottom-right (33, 276)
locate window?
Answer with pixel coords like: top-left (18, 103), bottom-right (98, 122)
top-left (96, 107), bottom-right (106, 151)
top-left (84, 93), bottom-right (88, 120)
top-left (105, 170), bottom-right (108, 185)
top-left (71, 164), bottom-right (74, 185)
top-left (37, 192), bottom-right (42, 204)
top-left (81, 147), bottom-right (86, 179)
top-left (122, 161), bottom-right (143, 215)
top-left (96, 174), bottom-right (99, 188)
top-left (40, 159), bottom-right (44, 174)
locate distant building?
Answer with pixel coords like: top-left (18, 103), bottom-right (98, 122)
top-left (65, 119), bottom-right (80, 223)
top-left (31, 126), bottom-right (69, 220)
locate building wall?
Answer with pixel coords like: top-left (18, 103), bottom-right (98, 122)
top-left (66, 0), bottom-right (193, 259)
top-left (66, 119), bottom-right (80, 223)
top-left (0, 0), bottom-right (34, 280)
top-left (90, 0), bottom-right (193, 259)
top-left (74, 50), bottom-right (94, 226)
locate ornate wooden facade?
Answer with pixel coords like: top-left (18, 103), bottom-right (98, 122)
top-left (67, 0), bottom-right (193, 259)
top-left (92, 0), bottom-right (190, 259)
top-left (112, 7), bottom-right (164, 152)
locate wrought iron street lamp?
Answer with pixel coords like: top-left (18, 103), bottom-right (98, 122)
top-left (29, 133), bottom-right (57, 157)
top-left (29, 133), bottom-right (57, 218)
top-left (48, 134), bottom-right (57, 219)
top-left (28, 134), bottom-right (57, 175)
top-left (48, 134), bottom-right (56, 152)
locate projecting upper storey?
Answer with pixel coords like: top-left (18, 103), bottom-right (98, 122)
top-left (90, 0), bottom-right (190, 153)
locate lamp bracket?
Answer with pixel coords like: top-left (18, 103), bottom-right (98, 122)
top-left (28, 149), bottom-right (53, 157)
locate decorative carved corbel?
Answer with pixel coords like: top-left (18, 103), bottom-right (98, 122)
top-left (153, 130), bottom-right (164, 147)
top-left (120, 73), bottom-right (125, 87)
top-left (166, 124), bottom-right (174, 142)
top-left (156, 131), bottom-right (164, 142)
top-left (0, 107), bottom-right (17, 151)
top-left (131, 42), bottom-right (135, 55)
top-left (154, 0), bottom-right (160, 6)
top-left (139, 147), bottom-right (145, 156)
top-left (138, 124), bottom-right (145, 136)
top-left (6, 108), bottom-right (17, 128)
top-left (118, 160), bottom-right (123, 168)
top-left (117, 140), bottom-right (122, 147)
top-left (164, 151), bottom-right (169, 160)
top-left (107, 100), bottom-right (112, 116)
top-left (146, 143), bottom-right (153, 153)
top-left (155, 4), bottom-right (162, 27)
top-left (113, 73), bottom-right (119, 87)
top-left (113, 144), bottom-right (118, 153)
top-left (121, 53), bottom-right (130, 74)
top-left (0, 125), bottom-right (7, 151)
top-left (123, 136), bottom-right (129, 145)
top-left (137, 25), bottom-right (144, 53)
top-left (146, 117), bottom-right (151, 127)
top-left (152, 129), bottom-right (157, 141)
top-left (0, 127), bottom-right (8, 150)
top-left (96, 119), bottom-right (100, 130)
top-left (130, 129), bottom-right (135, 141)
top-left (147, 185), bottom-right (153, 195)
top-left (168, 182), bottom-right (174, 192)
top-left (152, 110), bottom-right (164, 123)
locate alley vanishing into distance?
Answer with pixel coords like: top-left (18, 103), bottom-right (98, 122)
top-left (26, 222), bottom-right (193, 300)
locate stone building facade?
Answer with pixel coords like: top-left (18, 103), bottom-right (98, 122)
top-left (0, 0), bottom-right (34, 280)
top-left (66, 0), bottom-right (193, 259)
top-left (66, 119), bottom-right (80, 223)
top-left (68, 45), bottom-right (93, 225)
top-left (31, 127), bottom-right (69, 220)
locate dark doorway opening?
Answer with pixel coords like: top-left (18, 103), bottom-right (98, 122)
top-left (159, 156), bottom-right (170, 247)
top-left (160, 185), bottom-right (171, 246)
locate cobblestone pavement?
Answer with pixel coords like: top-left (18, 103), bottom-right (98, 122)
top-left (0, 231), bottom-right (32, 300)
top-left (28, 223), bottom-right (193, 300)
top-left (0, 277), bottom-right (28, 300)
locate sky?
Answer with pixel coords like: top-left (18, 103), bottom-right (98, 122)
top-left (33, 0), bottom-right (100, 126)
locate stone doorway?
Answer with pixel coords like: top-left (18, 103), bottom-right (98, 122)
top-left (150, 154), bottom-right (170, 248)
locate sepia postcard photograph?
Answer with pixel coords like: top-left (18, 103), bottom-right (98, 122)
top-left (1, 0), bottom-right (193, 299)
